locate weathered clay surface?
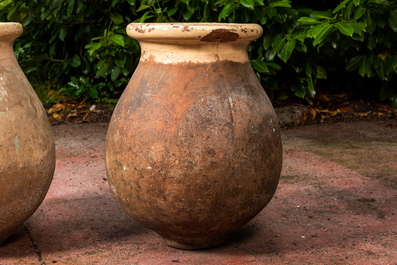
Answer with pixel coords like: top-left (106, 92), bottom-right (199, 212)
top-left (0, 23), bottom-right (55, 244)
top-left (106, 23), bottom-right (282, 249)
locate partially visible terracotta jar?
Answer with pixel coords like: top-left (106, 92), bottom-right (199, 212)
top-left (0, 22), bottom-right (55, 245)
top-left (106, 23), bottom-right (282, 249)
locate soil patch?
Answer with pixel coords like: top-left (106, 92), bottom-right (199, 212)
top-left (46, 98), bottom-right (396, 127)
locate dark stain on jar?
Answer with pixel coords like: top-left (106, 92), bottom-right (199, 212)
top-left (182, 25), bottom-right (191, 32)
top-left (135, 27), bottom-right (145, 33)
top-left (200, 29), bottom-right (239, 43)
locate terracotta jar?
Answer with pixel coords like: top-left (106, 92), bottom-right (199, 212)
top-left (0, 23), bottom-right (55, 245)
top-left (106, 23), bottom-right (282, 249)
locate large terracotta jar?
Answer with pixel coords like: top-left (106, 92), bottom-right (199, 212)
top-left (0, 23), bottom-right (55, 244)
top-left (106, 23), bottom-right (282, 249)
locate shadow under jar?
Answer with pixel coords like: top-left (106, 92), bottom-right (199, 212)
top-left (105, 23), bottom-right (282, 250)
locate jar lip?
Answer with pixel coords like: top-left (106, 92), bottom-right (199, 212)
top-left (127, 23), bottom-right (262, 43)
top-left (0, 22), bottom-right (23, 38)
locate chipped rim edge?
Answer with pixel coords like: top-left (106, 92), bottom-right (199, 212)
top-left (0, 22), bottom-right (23, 39)
top-left (127, 23), bottom-right (263, 42)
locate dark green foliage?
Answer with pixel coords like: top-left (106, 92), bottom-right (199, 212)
top-left (0, 0), bottom-right (396, 107)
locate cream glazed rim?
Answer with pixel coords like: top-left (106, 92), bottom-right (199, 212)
top-left (127, 23), bottom-right (263, 43)
top-left (0, 22), bottom-right (23, 39)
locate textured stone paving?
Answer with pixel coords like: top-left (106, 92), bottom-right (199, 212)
top-left (1, 120), bottom-right (396, 264)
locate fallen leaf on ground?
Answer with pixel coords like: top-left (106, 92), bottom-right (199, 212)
top-left (53, 113), bottom-right (63, 120)
top-left (339, 106), bottom-right (354, 113)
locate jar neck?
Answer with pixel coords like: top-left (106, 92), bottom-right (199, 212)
top-left (0, 40), bottom-right (17, 61)
top-left (139, 41), bottom-right (251, 64)
top-left (0, 23), bottom-right (22, 62)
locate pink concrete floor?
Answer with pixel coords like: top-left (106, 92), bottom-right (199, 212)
top-left (1, 120), bottom-right (396, 264)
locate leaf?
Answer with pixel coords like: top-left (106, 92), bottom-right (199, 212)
top-left (352, 6), bottom-right (365, 21)
top-left (111, 66), bottom-right (121, 81)
top-left (89, 87), bottom-right (99, 99)
top-left (203, 3), bottom-right (210, 18)
top-left (53, 113), bottom-right (63, 120)
top-left (366, 35), bottom-right (376, 50)
top-left (87, 42), bottom-right (103, 57)
top-left (115, 52), bottom-right (127, 67)
top-left (349, 22), bottom-right (366, 35)
top-left (391, 97), bottom-right (397, 109)
top-left (376, 60), bottom-right (386, 80)
top-left (59, 27), bottom-right (67, 41)
top-left (385, 55), bottom-right (397, 74)
top-left (267, 62), bottom-right (281, 70)
top-left (346, 55), bottom-right (365, 71)
top-left (183, 8), bottom-right (193, 21)
top-left (310, 10), bottom-right (333, 19)
top-left (316, 66), bottom-right (327, 79)
top-left (135, 11), bottom-right (155, 22)
top-left (96, 60), bottom-right (112, 77)
top-left (269, 1), bottom-right (291, 8)
top-left (357, 56), bottom-right (371, 77)
top-left (291, 82), bottom-right (306, 98)
top-left (251, 60), bottom-right (269, 73)
top-left (388, 9), bottom-right (397, 32)
top-left (68, 78), bottom-right (79, 89)
top-left (336, 22), bottom-right (354, 36)
top-left (190, 0), bottom-right (200, 10)
top-left (0, 0), bottom-right (13, 11)
top-left (109, 35), bottom-right (125, 47)
top-left (265, 50), bottom-right (276, 61)
top-left (79, 76), bottom-right (89, 86)
top-left (380, 82), bottom-right (391, 101)
top-left (271, 33), bottom-right (286, 53)
top-left (266, 7), bottom-right (277, 18)
top-left (254, 11), bottom-right (264, 23)
top-left (70, 54), bottom-right (81, 67)
top-left (308, 23), bottom-right (333, 46)
top-left (47, 103), bottom-right (66, 114)
top-left (254, 0), bottom-right (265, 6)
top-left (298, 17), bottom-right (322, 25)
top-left (169, 6), bottom-right (179, 16)
top-left (136, 4), bottom-right (151, 12)
top-left (110, 13), bottom-right (124, 24)
top-left (67, 0), bottom-right (75, 16)
top-left (305, 63), bottom-right (313, 76)
top-left (218, 0), bottom-right (233, 21)
top-left (345, 1), bottom-right (353, 19)
top-left (240, 0), bottom-right (255, 9)
top-left (333, 0), bottom-right (351, 14)
top-left (52, 0), bottom-right (63, 8)
top-left (306, 76), bottom-right (316, 99)
top-left (263, 32), bottom-right (273, 50)
top-left (295, 41), bottom-right (307, 53)
top-left (112, 0), bottom-right (120, 7)
top-left (280, 39), bottom-right (295, 63)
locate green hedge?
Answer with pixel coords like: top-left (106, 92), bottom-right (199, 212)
top-left (1, 0), bottom-right (396, 107)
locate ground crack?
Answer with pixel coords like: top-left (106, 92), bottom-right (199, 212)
top-left (24, 224), bottom-right (46, 265)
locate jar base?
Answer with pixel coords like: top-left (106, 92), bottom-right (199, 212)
top-left (160, 235), bottom-right (228, 250)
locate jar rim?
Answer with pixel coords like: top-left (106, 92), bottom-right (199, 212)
top-left (0, 22), bottom-right (23, 39)
top-left (127, 23), bottom-right (262, 43)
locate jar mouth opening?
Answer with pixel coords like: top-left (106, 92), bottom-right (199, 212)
top-left (127, 23), bottom-right (263, 43)
top-left (0, 22), bottom-right (23, 39)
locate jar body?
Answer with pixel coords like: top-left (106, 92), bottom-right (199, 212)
top-left (0, 23), bottom-right (55, 244)
top-left (106, 23), bottom-right (282, 249)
